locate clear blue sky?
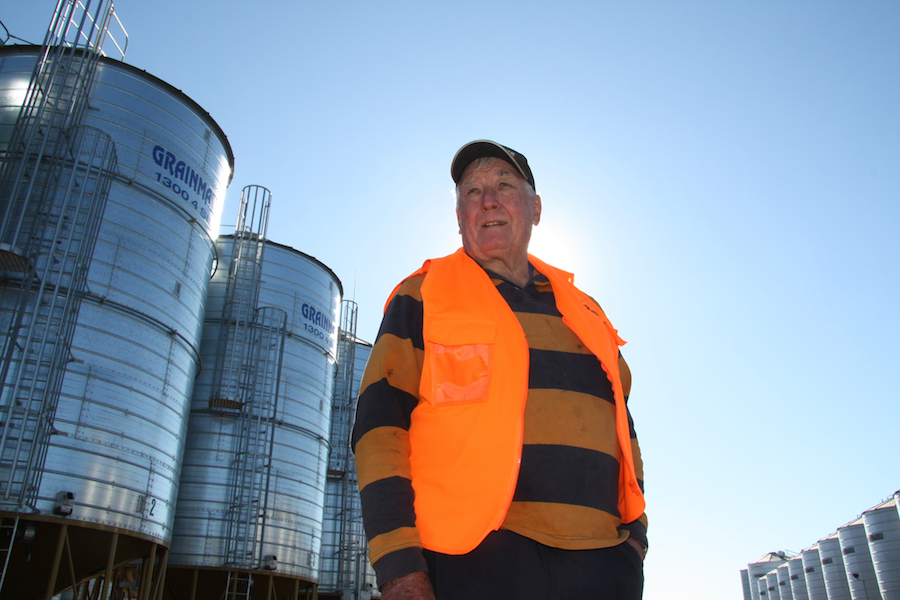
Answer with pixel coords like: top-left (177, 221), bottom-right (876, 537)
top-left (5, 2), bottom-right (899, 598)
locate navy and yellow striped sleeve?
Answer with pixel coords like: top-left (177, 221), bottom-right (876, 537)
top-left (351, 274), bottom-right (427, 586)
top-left (617, 353), bottom-right (649, 550)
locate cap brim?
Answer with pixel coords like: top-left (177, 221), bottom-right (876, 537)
top-left (451, 140), bottom-right (534, 189)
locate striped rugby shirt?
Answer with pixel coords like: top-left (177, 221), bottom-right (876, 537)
top-left (351, 264), bottom-right (647, 585)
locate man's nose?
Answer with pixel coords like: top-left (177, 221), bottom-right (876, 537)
top-left (481, 187), bottom-right (499, 209)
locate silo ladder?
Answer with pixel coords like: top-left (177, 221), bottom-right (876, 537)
top-left (226, 570), bottom-right (253, 600)
top-left (0, 515), bottom-right (20, 592)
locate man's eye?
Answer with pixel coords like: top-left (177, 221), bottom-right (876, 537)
top-left (467, 188), bottom-right (479, 195)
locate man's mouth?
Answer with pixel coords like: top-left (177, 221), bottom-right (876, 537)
top-left (482, 221), bottom-right (506, 228)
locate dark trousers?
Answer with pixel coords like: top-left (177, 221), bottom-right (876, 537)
top-left (423, 530), bottom-right (644, 600)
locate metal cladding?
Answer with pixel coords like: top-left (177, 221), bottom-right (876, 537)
top-left (800, 546), bottom-right (828, 600)
top-left (765, 570), bottom-right (781, 600)
top-left (818, 534), bottom-right (851, 600)
top-left (746, 494), bottom-right (900, 600)
top-left (787, 556), bottom-right (809, 600)
top-left (863, 497), bottom-right (900, 600)
top-left (776, 564), bottom-right (794, 600)
top-left (320, 335), bottom-right (375, 596)
top-left (742, 569), bottom-right (753, 600)
top-left (757, 575), bottom-right (768, 599)
top-left (170, 235), bottom-right (342, 581)
top-left (749, 553), bottom-right (788, 600)
top-left (838, 519), bottom-right (879, 600)
top-left (0, 45), bottom-right (232, 542)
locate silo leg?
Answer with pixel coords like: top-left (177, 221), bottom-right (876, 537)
top-left (189, 568), bottom-right (198, 600)
top-left (140, 543), bottom-right (158, 600)
top-left (153, 547), bottom-right (169, 600)
top-left (45, 525), bottom-right (67, 600)
top-left (100, 533), bottom-right (119, 600)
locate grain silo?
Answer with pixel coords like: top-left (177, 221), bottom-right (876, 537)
top-left (818, 533), bottom-right (851, 600)
top-left (166, 183), bottom-right (343, 599)
top-left (800, 545), bottom-right (828, 600)
top-left (765, 569), bottom-right (782, 600)
top-left (749, 552), bottom-right (788, 600)
top-left (863, 495), bottom-right (900, 600)
top-left (776, 563), bottom-right (794, 600)
top-left (838, 516), bottom-right (879, 600)
top-left (0, 0), bottom-right (232, 596)
top-left (742, 568), bottom-right (753, 600)
top-left (787, 555), bottom-right (809, 600)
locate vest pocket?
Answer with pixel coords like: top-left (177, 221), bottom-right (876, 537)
top-left (425, 320), bottom-right (495, 407)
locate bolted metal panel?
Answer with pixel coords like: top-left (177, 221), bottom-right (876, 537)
top-left (171, 236), bottom-right (342, 582)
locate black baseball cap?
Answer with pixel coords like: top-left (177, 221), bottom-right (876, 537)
top-left (451, 140), bottom-right (535, 190)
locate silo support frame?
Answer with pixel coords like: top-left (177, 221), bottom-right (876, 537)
top-left (100, 532), bottom-right (118, 600)
top-left (44, 523), bottom-right (67, 600)
top-left (0, 514), bottom-right (169, 599)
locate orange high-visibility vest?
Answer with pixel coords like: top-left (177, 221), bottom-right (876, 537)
top-left (396, 248), bottom-right (645, 555)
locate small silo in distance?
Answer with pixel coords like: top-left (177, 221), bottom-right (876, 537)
top-left (319, 323), bottom-right (376, 600)
top-left (800, 544), bottom-right (828, 600)
top-left (787, 555), bottom-right (809, 600)
top-left (765, 569), bottom-right (782, 600)
top-left (818, 532), bottom-right (851, 600)
top-left (838, 516), bottom-right (879, 600)
top-left (0, 4), bottom-right (232, 596)
top-left (776, 563), bottom-right (794, 600)
top-left (863, 494), bottom-right (900, 600)
top-left (167, 227), bottom-right (343, 598)
top-left (742, 568), bottom-right (753, 600)
top-left (748, 552), bottom-right (788, 600)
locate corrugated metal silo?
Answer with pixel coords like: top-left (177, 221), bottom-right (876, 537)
top-left (167, 225), bottom-right (343, 597)
top-left (777, 564), bottom-right (794, 600)
top-left (864, 496), bottom-right (900, 600)
top-left (788, 555), bottom-right (809, 600)
top-left (0, 3), bottom-right (231, 594)
top-left (819, 533), bottom-right (852, 600)
top-left (838, 517), bottom-right (879, 600)
top-left (742, 568), bottom-right (754, 600)
top-left (750, 553), bottom-right (788, 600)
top-left (801, 545), bottom-right (828, 600)
top-left (766, 569), bottom-right (782, 600)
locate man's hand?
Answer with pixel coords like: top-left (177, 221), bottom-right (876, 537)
top-left (380, 571), bottom-right (436, 600)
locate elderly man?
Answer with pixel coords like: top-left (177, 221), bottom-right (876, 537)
top-left (351, 141), bottom-right (647, 600)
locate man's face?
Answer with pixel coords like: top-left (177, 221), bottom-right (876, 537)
top-left (456, 157), bottom-right (542, 267)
